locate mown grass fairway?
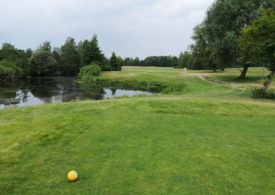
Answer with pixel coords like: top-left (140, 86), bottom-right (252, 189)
top-left (1, 67), bottom-right (275, 194)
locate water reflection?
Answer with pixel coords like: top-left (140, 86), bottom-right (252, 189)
top-left (0, 77), bottom-right (151, 109)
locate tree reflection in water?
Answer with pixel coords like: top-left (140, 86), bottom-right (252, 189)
top-left (0, 77), bottom-right (151, 109)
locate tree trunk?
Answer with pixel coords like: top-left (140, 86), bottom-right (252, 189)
top-left (263, 70), bottom-right (274, 92)
top-left (239, 63), bottom-right (249, 80)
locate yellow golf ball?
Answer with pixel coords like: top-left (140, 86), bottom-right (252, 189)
top-left (67, 170), bottom-right (78, 182)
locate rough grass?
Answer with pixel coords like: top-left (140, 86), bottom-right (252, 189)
top-left (0, 66), bottom-right (275, 194)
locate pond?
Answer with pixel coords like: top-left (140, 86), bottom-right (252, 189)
top-left (0, 77), bottom-right (152, 109)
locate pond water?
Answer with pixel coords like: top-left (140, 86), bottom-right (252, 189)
top-left (0, 77), bottom-right (152, 109)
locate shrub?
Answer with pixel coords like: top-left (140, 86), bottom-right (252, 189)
top-left (80, 64), bottom-right (101, 80)
top-left (252, 88), bottom-right (275, 99)
top-left (0, 60), bottom-right (23, 80)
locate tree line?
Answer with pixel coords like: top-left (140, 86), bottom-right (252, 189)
top-left (177, 0), bottom-right (274, 82)
top-left (0, 35), bottom-right (123, 81)
top-left (124, 56), bottom-right (178, 67)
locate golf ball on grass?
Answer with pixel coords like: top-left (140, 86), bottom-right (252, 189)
top-left (67, 170), bottom-right (78, 182)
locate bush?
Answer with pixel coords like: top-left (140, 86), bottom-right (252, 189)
top-left (79, 64), bottom-right (101, 80)
top-left (0, 60), bottom-right (23, 81)
top-left (252, 88), bottom-right (275, 99)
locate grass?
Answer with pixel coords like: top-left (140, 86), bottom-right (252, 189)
top-left (1, 67), bottom-right (275, 194)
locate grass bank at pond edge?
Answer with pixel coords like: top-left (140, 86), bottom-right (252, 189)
top-left (94, 78), bottom-right (187, 94)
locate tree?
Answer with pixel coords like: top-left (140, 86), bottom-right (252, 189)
top-left (191, 0), bottom-right (274, 75)
top-left (133, 57), bottom-right (141, 66)
top-left (116, 56), bottom-right (124, 67)
top-left (26, 48), bottom-right (33, 58)
top-left (0, 60), bottom-right (23, 81)
top-left (110, 52), bottom-right (121, 71)
top-left (79, 35), bottom-right (105, 68)
top-left (0, 43), bottom-right (30, 76)
top-left (177, 51), bottom-right (194, 69)
top-left (89, 35), bottom-right (104, 64)
top-left (30, 42), bottom-right (58, 76)
top-left (51, 48), bottom-right (62, 74)
top-left (39, 41), bottom-right (52, 52)
top-left (190, 24), bottom-right (214, 70)
top-left (124, 57), bottom-right (131, 66)
top-left (239, 9), bottom-right (275, 91)
top-left (60, 37), bottom-right (80, 76)
top-left (78, 40), bottom-right (90, 66)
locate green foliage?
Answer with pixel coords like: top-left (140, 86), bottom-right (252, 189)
top-left (176, 51), bottom-right (194, 69)
top-left (189, 0), bottom-right (274, 71)
top-left (0, 43), bottom-right (31, 75)
top-left (60, 37), bottom-right (80, 76)
top-left (38, 41), bottom-right (52, 53)
top-left (110, 52), bottom-right (122, 71)
top-left (78, 35), bottom-right (105, 68)
top-left (30, 49), bottom-right (59, 76)
top-left (144, 56), bottom-right (178, 67)
top-left (252, 88), bottom-right (275, 99)
top-left (239, 9), bottom-right (275, 91)
top-left (124, 57), bottom-right (141, 66)
top-left (51, 48), bottom-right (61, 71)
top-left (204, 0), bottom-right (272, 67)
top-left (96, 78), bottom-right (166, 92)
top-left (0, 43), bottom-right (28, 79)
top-left (190, 24), bottom-right (213, 70)
top-left (124, 56), bottom-right (178, 67)
top-left (239, 9), bottom-right (275, 71)
top-left (0, 60), bottom-right (23, 80)
top-left (79, 64), bottom-right (101, 80)
top-left (0, 35), bottom-right (110, 78)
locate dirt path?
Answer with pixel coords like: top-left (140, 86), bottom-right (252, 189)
top-left (197, 74), bottom-right (248, 90)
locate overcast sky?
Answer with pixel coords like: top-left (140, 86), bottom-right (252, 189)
top-left (0, 0), bottom-right (214, 58)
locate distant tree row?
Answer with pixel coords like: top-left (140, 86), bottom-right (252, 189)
top-left (0, 35), bottom-right (122, 81)
top-left (178, 0), bottom-right (275, 79)
top-left (124, 56), bottom-right (178, 67)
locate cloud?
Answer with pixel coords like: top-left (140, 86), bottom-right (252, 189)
top-left (0, 0), bottom-right (214, 58)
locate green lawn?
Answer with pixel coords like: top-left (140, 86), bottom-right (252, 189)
top-left (1, 67), bottom-right (275, 194)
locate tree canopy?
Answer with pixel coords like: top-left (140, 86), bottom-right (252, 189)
top-left (124, 56), bottom-right (178, 67)
top-left (78, 35), bottom-right (105, 68)
top-left (110, 52), bottom-right (122, 71)
top-left (0, 35), bottom-right (120, 80)
top-left (29, 41), bottom-right (59, 76)
top-left (239, 9), bottom-right (275, 70)
top-left (239, 8), bottom-right (275, 90)
top-left (60, 37), bottom-right (80, 76)
top-left (186, 0), bottom-right (274, 75)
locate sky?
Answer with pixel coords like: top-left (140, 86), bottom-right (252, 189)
top-left (0, 0), bottom-right (214, 58)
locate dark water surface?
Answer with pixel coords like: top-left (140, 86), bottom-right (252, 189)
top-left (0, 77), bottom-right (152, 109)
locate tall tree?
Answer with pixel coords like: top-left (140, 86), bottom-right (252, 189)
top-left (110, 52), bottom-right (121, 71)
top-left (60, 37), bottom-right (80, 76)
top-left (79, 35), bottom-right (104, 68)
top-left (239, 9), bottom-right (275, 91)
top-left (39, 41), bottom-right (52, 52)
top-left (30, 41), bottom-right (58, 76)
top-left (191, 0), bottom-right (274, 75)
top-left (190, 24), bottom-right (214, 70)
top-left (89, 35), bottom-right (104, 64)
top-left (78, 40), bottom-right (90, 66)
top-left (177, 51), bottom-right (194, 69)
